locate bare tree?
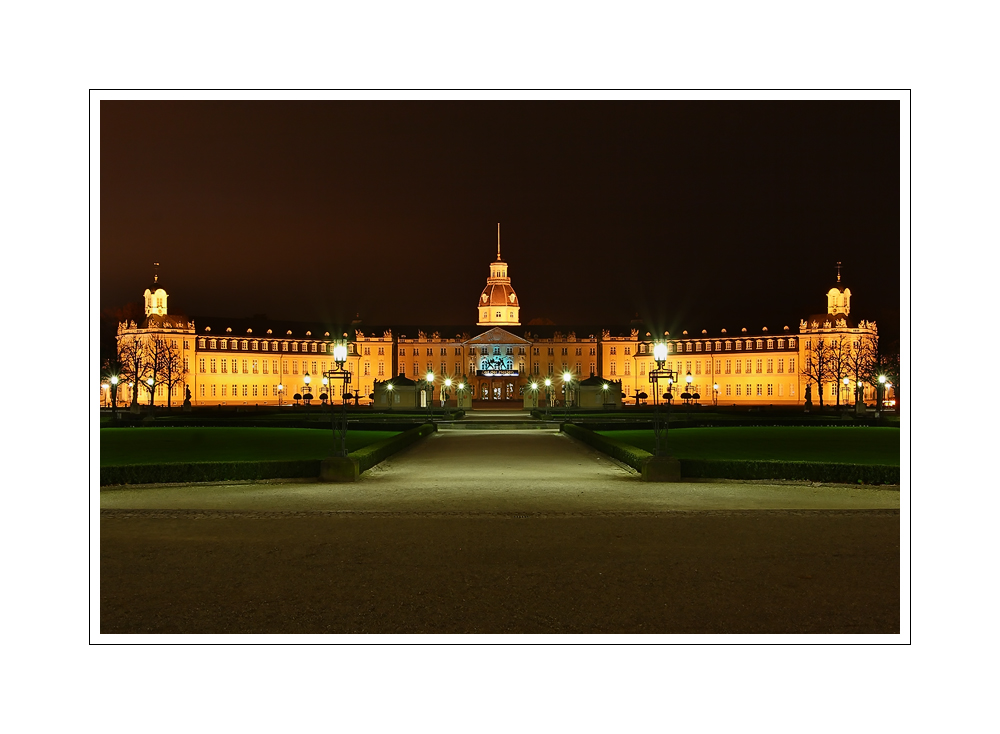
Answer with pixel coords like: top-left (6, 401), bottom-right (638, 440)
top-left (143, 335), bottom-right (170, 412)
top-left (829, 336), bottom-right (851, 407)
top-left (118, 332), bottom-right (148, 413)
top-left (802, 336), bottom-right (832, 408)
top-left (845, 334), bottom-right (878, 411)
top-left (158, 338), bottom-right (188, 409)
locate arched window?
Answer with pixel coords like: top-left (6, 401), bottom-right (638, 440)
top-left (496, 311), bottom-right (502, 319)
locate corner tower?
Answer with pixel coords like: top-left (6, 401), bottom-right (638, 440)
top-left (825, 261), bottom-right (852, 316)
top-left (476, 224), bottom-right (520, 326)
top-left (143, 262), bottom-right (169, 316)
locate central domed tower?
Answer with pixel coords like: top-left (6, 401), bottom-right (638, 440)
top-left (477, 224), bottom-right (521, 326)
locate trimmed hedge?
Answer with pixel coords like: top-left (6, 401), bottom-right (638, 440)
top-left (101, 460), bottom-right (320, 486)
top-left (679, 459), bottom-right (899, 485)
top-left (350, 423), bottom-right (437, 473)
top-left (100, 423), bottom-right (438, 486)
top-left (561, 423), bottom-right (900, 485)
top-left (561, 423), bottom-right (651, 472)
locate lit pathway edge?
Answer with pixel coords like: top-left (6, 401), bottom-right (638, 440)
top-left (100, 430), bottom-right (900, 513)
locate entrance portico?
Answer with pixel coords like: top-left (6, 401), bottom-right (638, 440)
top-left (464, 326), bottom-right (531, 405)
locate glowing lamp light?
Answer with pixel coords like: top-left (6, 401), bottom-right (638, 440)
top-left (878, 375), bottom-right (886, 384)
top-left (277, 383), bottom-right (283, 391)
top-left (685, 372), bottom-right (693, 385)
top-left (602, 383), bottom-right (609, 390)
top-left (653, 343), bottom-right (667, 363)
top-left (444, 378), bottom-right (452, 387)
top-left (457, 382), bottom-right (465, 390)
top-left (544, 378), bottom-right (551, 387)
top-left (530, 382), bottom-right (538, 390)
top-left (387, 383), bottom-right (394, 391)
top-left (426, 372), bottom-right (434, 383)
top-left (110, 376), bottom-right (119, 385)
top-left (563, 371), bottom-right (572, 383)
top-left (101, 383), bottom-right (108, 390)
top-left (303, 373), bottom-right (311, 385)
top-left (146, 377), bottom-right (154, 386)
top-left (333, 344), bottom-right (348, 364)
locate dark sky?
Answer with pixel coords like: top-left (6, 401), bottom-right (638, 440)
top-left (100, 100), bottom-right (901, 344)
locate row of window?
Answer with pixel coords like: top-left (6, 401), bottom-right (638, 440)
top-left (199, 359), bottom-right (349, 375)
top-left (198, 338), bottom-right (347, 354)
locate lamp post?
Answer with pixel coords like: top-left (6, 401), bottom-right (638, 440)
top-left (277, 383), bottom-right (283, 408)
top-left (601, 381), bottom-right (610, 410)
top-left (303, 372), bottom-right (312, 408)
top-left (322, 342), bottom-right (352, 458)
top-left (562, 370), bottom-right (573, 422)
top-left (713, 382), bottom-right (719, 407)
top-left (685, 371), bottom-right (694, 421)
top-left (456, 381), bottom-right (466, 412)
top-left (544, 377), bottom-right (553, 419)
top-left (443, 377), bottom-right (452, 419)
top-left (109, 375), bottom-right (120, 418)
top-left (145, 376), bottom-right (155, 415)
top-left (423, 371), bottom-right (435, 421)
top-left (386, 381), bottom-right (394, 411)
top-left (842, 376), bottom-right (850, 411)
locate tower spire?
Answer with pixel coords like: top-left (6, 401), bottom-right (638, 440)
top-left (836, 261), bottom-right (842, 283)
top-left (497, 222), bottom-right (501, 261)
top-left (153, 262), bottom-right (160, 283)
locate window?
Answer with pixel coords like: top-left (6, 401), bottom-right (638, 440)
top-left (281, 342), bottom-right (288, 352)
top-left (548, 348), bottom-right (554, 356)
top-left (310, 343), bottom-right (316, 353)
top-left (767, 339), bottom-right (774, 349)
top-left (427, 348), bottom-right (434, 356)
top-left (292, 362), bottom-right (298, 374)
top-left (273, 360), bottom-right (279, 374)
top-left (756, 359), bottom-right (762, 373)
top-left (789, 338), bottom-right (796, 348)
top-left (242, 360), bottom-right (249, 373)
top-left (199, 338), bottom-right (206, 349)
top-left (231, 359), bottom-right (237, 373)
top-left (456, 348), bottom-right (463, 355)
top-left (496, 311), bottom-right (502, 318)
top-left (734, 360), bottom-right (741, 374)
top-left (725, 385), bottom-right (732, 396)
top-left (789, 358), bottom-right (796, 373)
top-left (766, 359), bottom-right (773, 373)
top-left (685, 343), bottom-right (692, 352)
top-left (455, 363), bottom-right (461, 374)
top-left (735, 341), bottom-right (741, 351)
top-left (767, 384), bottom-right (773, 396)
top-left (364, 347), bottom-right (370, 356)
top-left (745, 359), bottom-right (751, 373)
top-left (242, 385), bottom-right (248, 397)
top-left (610, 347), bottom-right (616, 355)
top-left (212, 385), bottom-right (217, 397)
top-left (200, 384), bottom-right (205, 397)
top-left (401, 363), bottom-right (407, 375)
top-left (695, 343), bottom-right (702, 352)
top-left (756, 340), bottom-right (763, 349)
top-left (311, 362), bottom-right (317, 374)
top-left (736, 385), bottom-right (741, 396)
top-left (624, 362), bottom-right (631, 375)
top-left (756, 384), bottom-right (762, 396)
top-left (715, 341), bottom-right (721, 351)
top-left (696, 362), bottom-right (701, 375)
top-left (509, 312), bottom-right (514, 319)
top-left (575, 348), bottom-right (582, 356)
top-left (252, 385), bottom-right (258, 397)
top-left (590, 348), bottom-right (596, 356)
top-left (610, 362), bottom-right (617, 375)
top-left (292, 343), bottom-right (298, 352)
top-left (725, 360), bottom-right (731, 374)
top-left (221, 359), bottom-right (227, 373)
top-left (364, 362), bottom-right (370, 376)
top-left (561, 348), bottom-right (568, 356)
top-left (624, 347), bottom-right (631, 356)
top-left (777, 359), bottom-right (784, 373)
top-left (725, 341), bottom-right (731, 351)
top-left (777, 339), bottom-right (785, 349)
top-left (200, 358), bottom-right (206, 373)
top-left (482, 310), bottom-right (488, 321)
top-left (533, 348), bottom-right (540, 355)
top-left (378, 362), bottom-right (385, 376)
top-left (715, 360), bottom-right (721, 374)
top-left (261, 341), bottom-right (268, 351)
top-left (263, 385), bottom-right (269, 396)
top-left (399, 348), bottom-right (405, 356)
top-left (590, 362), bottom-right (596, 375)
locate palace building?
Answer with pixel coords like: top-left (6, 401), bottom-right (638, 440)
top-left (108, 241), bottom-right (882, 411)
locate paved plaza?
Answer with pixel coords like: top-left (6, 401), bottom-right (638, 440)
top-left (100, 426), bottom-right (901, 635)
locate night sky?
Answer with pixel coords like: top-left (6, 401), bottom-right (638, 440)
top-left (100, 100), bottom-right (901, 344)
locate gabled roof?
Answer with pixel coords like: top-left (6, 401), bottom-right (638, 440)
top-left (463, 326), bottom-right (532, 345)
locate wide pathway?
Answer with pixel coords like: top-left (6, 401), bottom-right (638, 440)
top-left (99, 429), bottom-right (899, 512)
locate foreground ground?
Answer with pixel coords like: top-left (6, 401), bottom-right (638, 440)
top-left (100, 430), bottom-right (901, 635)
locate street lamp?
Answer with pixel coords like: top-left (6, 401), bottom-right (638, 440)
top-left (713, 382), bottom-right (719, 407)
top-left (544, 377), bottom-right (553, 419)
top-left (442, 377), bottom-right (453, 419)
top-left (303, 372), bottom-right (312, 407)
top-left (386, 381), bottom-right (394, 411)
top-left (648, 342), bottom-right (675, 457)
top-left (843, 376), bottom-right (850, 410)
top-left (601, 381), bottom-right (610, 410)
top-left (277, 383), bottom-right (284, 408)
top-left (684, 371), bottom-right (694, 421)
top-left (110, 375), bottom-right (120, 418)
top-left (323, 341), bottom-right (352, 457)
top-left (562, 370), bottom-right (573, 422)
top-left (528, 381), bottom-right (539, 411)
top-left (456, 381), bottom-right (466, 412)
top-left (423, 371), bottom-right (435, 421)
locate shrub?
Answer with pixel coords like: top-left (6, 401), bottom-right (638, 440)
top-left (349, 423), bottom-right (437, 473)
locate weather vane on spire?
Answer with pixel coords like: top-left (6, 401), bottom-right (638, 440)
top-left (497, 222), bottom-right (501, 261)
top-left (836, 261), bottom-right (842, 283)
top-left (154, 262), bottom-right (160, 283)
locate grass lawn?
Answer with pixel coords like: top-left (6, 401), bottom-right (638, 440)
top-left (597, 426), bottom-right (899, 465)
top-left (100, 427), bottom-right (400, 466)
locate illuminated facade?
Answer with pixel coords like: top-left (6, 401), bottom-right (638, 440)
top-left (110, 248), bottom-right (881, 410)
